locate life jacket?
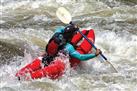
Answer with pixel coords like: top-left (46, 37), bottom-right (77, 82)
top-left (46, 33), bottom-right (66, 57)
top-left (43, 25), bottom-right (78, 66)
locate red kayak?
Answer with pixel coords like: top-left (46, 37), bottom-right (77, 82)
top-left (16, 29), bottom-right (95, 80)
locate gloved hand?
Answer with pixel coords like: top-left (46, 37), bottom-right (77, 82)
top-left (42, 56), bottom-right (53, 66)
top-left (95, 49), bottom-right (102, 56)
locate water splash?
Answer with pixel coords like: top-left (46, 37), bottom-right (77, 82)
top-left (0, 0), bottom-right (137, 91)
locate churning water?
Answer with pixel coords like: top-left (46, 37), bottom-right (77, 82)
top-left (0, 0), bottom-right (137, 91)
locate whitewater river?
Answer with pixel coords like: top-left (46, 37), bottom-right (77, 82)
top-left (0, 0), bottom-right (137, 91)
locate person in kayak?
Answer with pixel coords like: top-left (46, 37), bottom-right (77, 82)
top-left (41, 22), bottom-right (101, 67)
top-left (16, 22), bottom-right (101, 80)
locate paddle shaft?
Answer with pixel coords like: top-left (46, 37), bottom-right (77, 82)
top-left (78, 29), bottom-right (118, 72)
top-left (77, 30), bottom-right (107, 61)
top-left (57, 7), bottom-right (118, 72)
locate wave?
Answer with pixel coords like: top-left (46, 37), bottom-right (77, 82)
top-left (0, 1), bottom-right (137, 91)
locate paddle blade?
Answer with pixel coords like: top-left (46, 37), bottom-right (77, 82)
top-left (56, 7), bottom-right (72, 24)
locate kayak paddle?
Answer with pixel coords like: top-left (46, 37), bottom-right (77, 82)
top-left (56, 7), bottom-right (118, 73)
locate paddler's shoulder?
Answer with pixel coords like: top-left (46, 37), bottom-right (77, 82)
top-left (55, 26), bottom-right (65, 33)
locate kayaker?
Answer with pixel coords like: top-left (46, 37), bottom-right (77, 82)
top-left (16, 22), bottom-right (101, 80)
top-left (41, 22), bottom-right (101, 67)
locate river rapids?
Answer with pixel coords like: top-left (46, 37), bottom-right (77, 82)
top-left (0, 0), bottom-right (137, 91)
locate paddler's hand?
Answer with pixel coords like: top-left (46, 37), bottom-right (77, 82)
top-left (95, 49), bottom-right (102, 56)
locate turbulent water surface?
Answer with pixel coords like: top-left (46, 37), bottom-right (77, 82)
top-left (0, 0), bottom-right (137, 91)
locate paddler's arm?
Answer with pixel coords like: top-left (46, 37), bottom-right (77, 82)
top-left (64, 43), bottom-right (96, 61)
